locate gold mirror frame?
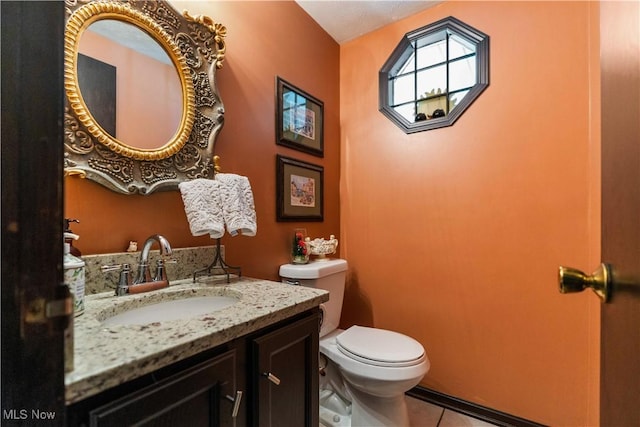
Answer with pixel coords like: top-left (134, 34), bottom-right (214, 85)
top-left (65, 2), bottom-right (195, 160)
top-left (64, 0), bottom-right (226, 194)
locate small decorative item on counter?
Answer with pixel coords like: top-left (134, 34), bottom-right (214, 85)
top-left (291, 228), bottom-right (309, 264)
top-left (126, 241), bottom-right (138, 252)
top-left (306, 234), bottom-right (338, 260)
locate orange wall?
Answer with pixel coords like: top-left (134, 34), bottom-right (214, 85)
top-left (339, 2), bottom-right (600, 426)
top-left (65, 0), bottom-right (341, 281)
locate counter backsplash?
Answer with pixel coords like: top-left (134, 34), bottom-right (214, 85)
top-left (83, 245), bottom-right (221, 294)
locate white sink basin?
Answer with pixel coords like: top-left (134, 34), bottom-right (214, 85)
top-left (101, 295), bottom-right (239, 326)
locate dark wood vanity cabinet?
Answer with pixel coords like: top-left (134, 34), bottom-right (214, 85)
top-left (67, 346), bottom-right (244, 427)
top-left (66, 309), bottom-right (319, 427)
top-left (250, 311), bottom-right (320, 427)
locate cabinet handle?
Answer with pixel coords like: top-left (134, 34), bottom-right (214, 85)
top-left (225, 390), bottom-right (243, 418)
top-left (262, 372), bottom-right (281, 385)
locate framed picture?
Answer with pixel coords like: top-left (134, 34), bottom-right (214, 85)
top-left (276, 155), bottom-right (324, 221)
top-left (276, 77), bottom-right (324, 157)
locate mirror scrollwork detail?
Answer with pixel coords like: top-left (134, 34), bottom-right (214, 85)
top-left (64, 0), bottom-right (226, 194)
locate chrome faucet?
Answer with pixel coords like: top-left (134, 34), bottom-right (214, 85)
top-left (134, 234), bottom-right (173, 285)
top-left (103, 234), bottom-right (174, 296)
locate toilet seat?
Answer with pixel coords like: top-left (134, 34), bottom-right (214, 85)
top-left (336, 326), bottom-right (425, 368)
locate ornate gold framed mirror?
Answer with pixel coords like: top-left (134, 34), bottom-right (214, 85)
top-left (64, 0), bottom-right (226, 194)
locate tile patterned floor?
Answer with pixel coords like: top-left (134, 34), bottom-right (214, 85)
top-left (319, 396), bottom-right (501, 427)
top-left (407, 396), bottom-right (500, 427)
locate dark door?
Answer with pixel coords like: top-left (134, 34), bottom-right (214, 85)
top-left (1, 1), bottom-right (67, 425)
top-left (599, 1), bottom-right (640, 425)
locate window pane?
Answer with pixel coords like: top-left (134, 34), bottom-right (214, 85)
top-left (417, 35), bottom-right (446, 68)
top-left (449, 89), bottom-right (470, 111)
top-left (449, 56), bottom-right (476, 91)
top-left (398, 51), bottom-right (415, 74)
top-left (394, 103), bottom-right (416, 122)
top-left (416, 65), bottom-right (446, 98)
top-left (449, 33), bottom-right (475, 60)
top-left (392, 73), bottom-right (415, 105)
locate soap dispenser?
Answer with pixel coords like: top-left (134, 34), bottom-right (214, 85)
top-left (64, 218), bottom-right (82, 257)
top-left (64, 232), bottom-right (85, 316)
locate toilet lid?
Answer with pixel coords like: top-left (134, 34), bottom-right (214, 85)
top-left (336, 326), bottom-right (425, 367)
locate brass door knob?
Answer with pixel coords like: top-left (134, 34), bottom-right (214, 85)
top-left (558, 263), bottom-right (611, 302)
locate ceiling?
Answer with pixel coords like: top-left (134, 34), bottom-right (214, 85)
top-left (294, 0), bottom-right (443, 44)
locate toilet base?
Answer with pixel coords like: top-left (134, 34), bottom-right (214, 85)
top-left (320, 388), bottom-right (351, 427)
top-left (349, 386), bottom-right (410, 427)
top-left (319, 387), bottom-right (410, 427)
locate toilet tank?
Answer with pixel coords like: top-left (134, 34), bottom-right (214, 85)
top-left (279, 259), bottom-right (347, 337)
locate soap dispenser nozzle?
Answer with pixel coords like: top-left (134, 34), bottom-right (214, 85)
top-left (64, 218), bottom-right (80, 233)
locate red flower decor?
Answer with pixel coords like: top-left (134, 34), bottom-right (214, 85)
top-left (294, 233), bottom-right (307, 255)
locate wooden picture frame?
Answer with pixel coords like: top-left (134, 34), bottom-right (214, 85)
top-left (276, 77), bottom-right (324, 157)
top-left (276, 155), bottom-right (324, 221)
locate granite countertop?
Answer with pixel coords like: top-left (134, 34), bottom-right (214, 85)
top-left (65, 276), bottom-right (329, 405)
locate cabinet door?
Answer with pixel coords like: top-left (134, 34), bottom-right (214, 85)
top-left (252, 311), bottom-right (319, 427)
top-left (89, 349), bottom-right (243, 427)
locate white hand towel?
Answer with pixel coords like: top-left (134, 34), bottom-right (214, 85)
top-left (178, 179), bottom-right (225, 239)
top-left (215, 173), bottom-right (258, 237)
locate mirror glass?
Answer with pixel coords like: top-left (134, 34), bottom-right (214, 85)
top-left (78, 19), bottom-right (182, 150)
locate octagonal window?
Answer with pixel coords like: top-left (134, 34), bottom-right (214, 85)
top-left (379, 17), bottom-right (489, 133)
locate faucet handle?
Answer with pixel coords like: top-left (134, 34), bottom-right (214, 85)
top-left (154, 259), bottom-right (167, 282)
top-left (116, 264), bottom-right (132, 295)
top-left (101, 264), bottom-right (132, 295)
top-left (101, 264), bottom-right (124, 273)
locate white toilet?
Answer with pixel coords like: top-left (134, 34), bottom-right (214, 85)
top-left (280, 259), bottom-right (429, 427)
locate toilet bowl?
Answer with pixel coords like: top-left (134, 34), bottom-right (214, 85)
top-left (319, 327), bottom-right (429, 426)
top-left (280, 259), bottom-right (430, 427)
top-left (323, 327), bottom-right (428, 397)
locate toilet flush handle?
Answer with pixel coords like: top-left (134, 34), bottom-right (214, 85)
top-left (262, 372), bottom-right (281, 385)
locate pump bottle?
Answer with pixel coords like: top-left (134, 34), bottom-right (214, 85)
top-left (64, 232), bottom-right (85, 316)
